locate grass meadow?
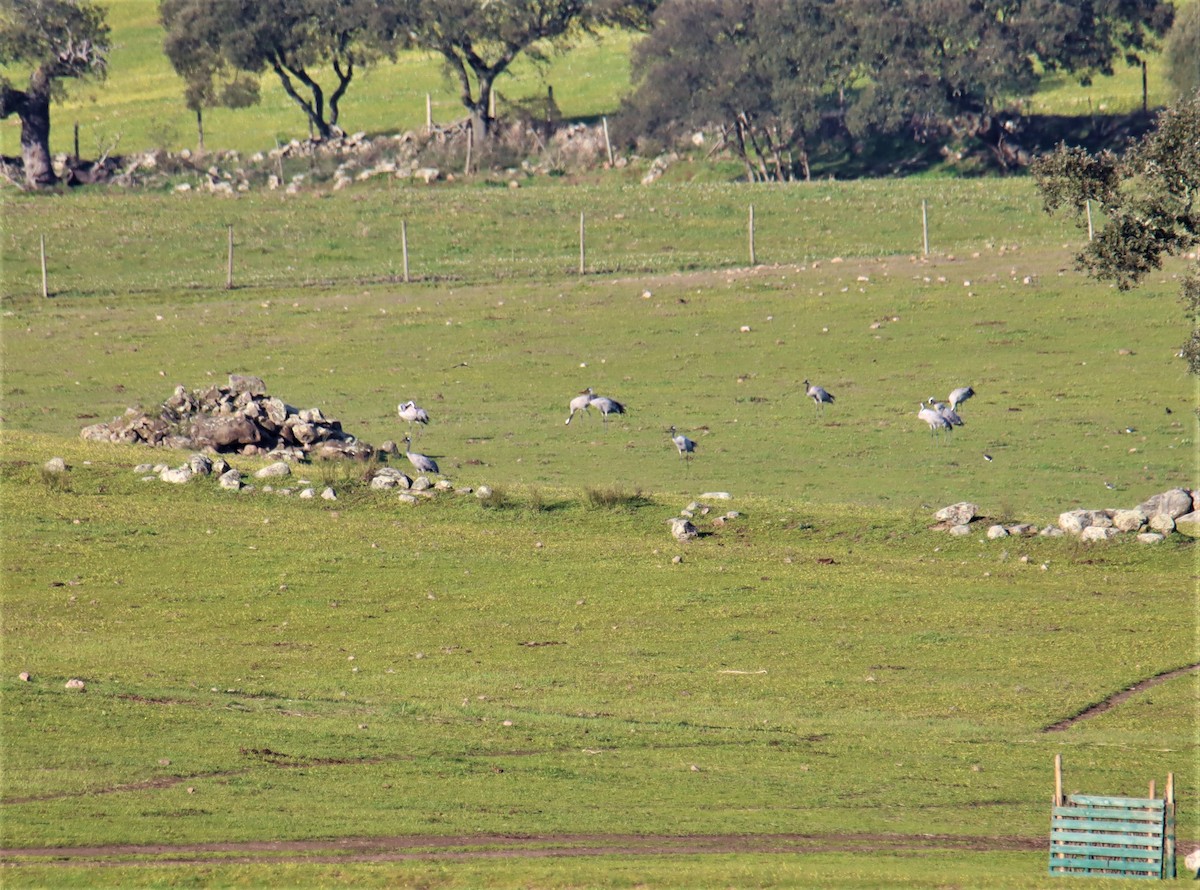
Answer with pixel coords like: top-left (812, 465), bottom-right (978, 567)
top-left (1, 174), bottom-right (1197, 887)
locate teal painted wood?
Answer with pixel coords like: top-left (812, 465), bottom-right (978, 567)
top-left (1052, 817), bottom-right (1167, 834)
top-left (1049, 795), bottom-right (1169, 880)
top-left (1053, 805), bottom-right (1169, 822)
top-left (1050, 841), bottom-right (1163, 861)
top-left (1067, 795), bottom-right (1165, 810)
top-left (1051, 828), bottom-right (1165, 847)
top-left (1165, 804), bottom-right (1176, 879)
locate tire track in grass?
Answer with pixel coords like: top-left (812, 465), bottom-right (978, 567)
top-left (1041, 662), bottom-right (1200, 732)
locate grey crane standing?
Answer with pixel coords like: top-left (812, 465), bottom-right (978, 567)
top-left (403, 435), bottom-right (439, 475)
top-left (917, 401), bottom-right (952, 442)
top-left (565, 390), bottom-right (593, 425)
top-left (803, 379), bottom-right (835, 415)
top-left (398, 400), bottom-right (430, 438)
top-left (927, 397), bottom-right (964, 428)
top-left (948, 386), bottom-right (975, 412)
top-left (668, 426), bottom-right (697, 469)
top-left (584, 387), bottom-right (626, 428)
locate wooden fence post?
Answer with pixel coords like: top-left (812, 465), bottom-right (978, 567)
top-left (226, 225), bottom-right (234, 290)
top-left (465, 125), bottom-right (473, 176)
top-left (602, 116), bottom-right (614, 166)
top-left (748, 204), bottom-right (756, 266)
top-left (401, 220), bottom-right (410, 284)
top-left (40, 234), bottom-right (49, 298)
top-left (1086, 200), bottom-right (1094, 241)
top-left (921, 200), bottom-right (929, 256)
top-left (579, 212), bottom-right (586, 275)
top-left (426, 94), bottom-right (432, 131)
top-left (1053, 753), bottom-right (1063, 806)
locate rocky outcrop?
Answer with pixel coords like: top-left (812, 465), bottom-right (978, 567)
top-left (81, 376), bottom-right (373, 460)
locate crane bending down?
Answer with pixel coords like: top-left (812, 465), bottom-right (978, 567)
top-left (565, 390), bottom-right (593, 425)
top-left (803, 379), bottom-right (835, 415)
top-left (668, 426), bottom-right (697, 465)
top-left (584, 387), bottom-right (626, 427)
top-left (403, 435), bottom-right (439, 475)
top-left (948, 386), bottom-right (974, 412)
top-left (927, 397), bottom-right (964, 427)
top-left (917, 401), bottom-right (952, 441)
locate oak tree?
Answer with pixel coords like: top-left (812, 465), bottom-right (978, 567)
top-left (0, 0), bottom-right (109, 188)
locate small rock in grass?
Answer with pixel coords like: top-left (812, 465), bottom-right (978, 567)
top-left (19, 671), bottom-right (31, 682)
top-left (65, 678), bottom-right (86, 691)
top-left (44, 457), bottom-right (68, 473)
top-left (986, 525), bottom-right (1008, 540)
top-left (1137, 532), bottom-right (1165, 544)
top-left (254, 461), bottom-right (291, 479)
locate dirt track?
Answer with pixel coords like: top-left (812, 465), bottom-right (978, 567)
top-left (2, 832), bottom-right (1053, 867)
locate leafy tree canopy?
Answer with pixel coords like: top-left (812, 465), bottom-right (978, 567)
top-left (405, 0), bottom-right (658, 141)
top-left (0, 0), bottom-right (110, 187)
top-left (160, 0), bottom-right (406, 140)
top-left (1033, 95), bottom-right (1200, 374)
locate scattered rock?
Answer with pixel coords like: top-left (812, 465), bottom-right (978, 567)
top-left (217, 469), bottom-right (242, 490)
top-left (159, 466), bottom-right (193, 484)
top-left (43, 457), bottom-right (68, 473)
top-left (986, 525), bottom-right (1009, 539)
top-left (1080, 526), bottom-right (1120, 542)
top-left (1148, 513), bottom-right (1175, 535)
top-left (948, 524), bottom-right (972, 536)
top-left (667, 517), bottom-right (699, 542)
top-left (1112, 509), bottom-right (1147, 532)
top-left (65, 678), bottom-right (86, 691)
top-left (321, 487), bottom-right (337, 501)
top-left (936, 502), bottom-right (978, 525)
top-left (1137, 532), bottom-right (1165, 544)
top-left (254, 461), bottom-right (291, 479)
top-left (19, 671), bottom-right (31, 682)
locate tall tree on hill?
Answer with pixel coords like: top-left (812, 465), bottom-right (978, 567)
top-left (1033, 95), bottom-right (1200, 375)
top-left (1164, 0), bottom-right (1200, 101)
top-left (404, 0), bottom-right (658, 144)
top-left (0, 0), bottom-right (110, 189)
top-left (160, 0), bottom-right (407, 142)
top-left (624, 0), bottom-right (1174, 174)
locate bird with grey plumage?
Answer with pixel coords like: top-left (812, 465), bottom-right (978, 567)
top-left (668, 426), bottom-right (697, 468)
top-left (927, 397), bottom-right (964, 427)
top-left (948, 386), bottom-right (975, 412)
top-left (582, 387), bottom-right (626, 428)
top-left (918, 401), bottom-right (952, 441)
top-left (802, 380), bottom-right (834, 415)
top-left (398, 400), bottom-right (430, 438)
top-left (402, 435), bottom-right (439, 475)
top-left (564, 389), bottom-right (593, 425)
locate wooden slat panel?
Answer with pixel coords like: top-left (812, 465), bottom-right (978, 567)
top-left (1067, 794), bottom-right (1164, 810)
top-left (1048, 857), bottom-right (1161, 875)
top-left (1053, 804), bottom-right (1167, 822)
top-left (1051, 828), bottom-right (1164, 847)
top-left (1051, 816), bottom-right (1165, 834)
top-left (1050, 841), bottom-right (1163, 861)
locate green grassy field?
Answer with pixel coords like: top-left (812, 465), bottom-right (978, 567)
top-left (1, 174), bottom-right (1197, 887)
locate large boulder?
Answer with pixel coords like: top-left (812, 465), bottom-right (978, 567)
top-left (1058, 510), bottom-right (1093, 534)
top-left (191, 415), bottom-right (262, 451)
top-left (1137, 488), bottom-right (1194, 520)
top-left (668, 517), bottom-right (699, 542)
top-left (1175, 511), bottom-right (1200, 538)
top-left (1112, 509), bottom-right (1147, 532)
top-left (1080, 526), bottom-right (1120, 542)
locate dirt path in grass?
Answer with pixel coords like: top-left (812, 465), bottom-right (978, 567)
top-left (0, 832), bottom-right (1050, 866)
top-left (1042, 662), bottom-right (1200, 732)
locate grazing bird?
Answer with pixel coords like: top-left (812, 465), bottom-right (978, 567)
top-left (403, 435), bottom-right (439, 476)
top-left (927, 397), bottom-right (964, 427)
top-left (918, 401), bottom-right (952, 440)
top-left (565, 390), bottom-right (593, 425)
top-left (948, 386), bottom-right (975, 412)
top-left (668, 426), bottom-right (697, 464)
top-left (803, 379), bottom-right (835, 414)
top-left (983, 453), bottom-right (994, 462)
top-left (585, 387), bottom-right (626, 427)
top-left (398, 400), bottom-right (430, 436)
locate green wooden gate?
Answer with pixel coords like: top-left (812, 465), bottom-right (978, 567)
top-left (1049, 757), bottom-right (1177, 880)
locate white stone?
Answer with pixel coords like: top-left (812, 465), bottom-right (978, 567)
top-left (398, 493), bottom-right (419, 505)
top-left (43, 457), bottom-right (67, 473)
top-left (1148, 513), bottom-right (1175, 534)
top-left (1058, 510), bottom-right (1092, 534)
top-left (1040, 526), bottom-right (1065, 537)
top-left (986, 525), bottom-right (1009, 539)
top-left (160, 467), bottom-right (193, 484)
top-left (1136, 532), bottom-right (1165, 544)
top-left (321, 487), bottom-right (337, 500)
top-left (936, 502), bottom-right (978, 525)
top-left (668, 517), bottom-right (699, 542)
top-left (948, 524), bottom-right (972, 536)
top-left (700, 492), bottom-right (732, 499)
top-left (65, 678), bottom-right (86, 691)
top-left (254, 461), bottom-right (291, 479)
top-left (1080, 526), bottom-right (1120, 542)
top-left (1112, 509), bottom-right (1147, 532)
top-left (299, 488), bottom-right (315, 499)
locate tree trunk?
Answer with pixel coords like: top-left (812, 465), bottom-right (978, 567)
top-left (196, 108), bottom-right (205, 153)
top-left (17, 75), bottom-right (58, 189)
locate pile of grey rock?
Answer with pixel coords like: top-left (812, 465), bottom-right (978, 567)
top-left (81, 375), bottom-right (374, 461)
top-left (669, 497), bottom-right (740, 542)
top-left (934, 488), bottom-right (1198, 543)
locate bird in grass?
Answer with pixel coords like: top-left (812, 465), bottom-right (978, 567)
top-left (402, 435), bottom-right (439, 476)
top-left (918, 401), bottom-right (952, 440)
top-left (668, 426), bottom-right (697, 465)
top-left (803, 380), bottom-right (835, 415)
top-left (983, 453), bottom-right (994, 462)
top-left (398, 400), bottom-right (430, 436)
top-left (584, 387), bottom-right (626, 427)
top-left (565, 390), bottom-right (593, 425)
top-left (927, 397), bottom-right (964, 427)
top-left (948, 386), bottom-right (975, 412)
